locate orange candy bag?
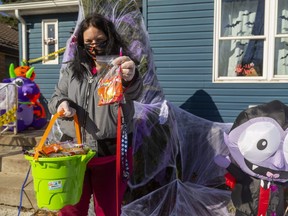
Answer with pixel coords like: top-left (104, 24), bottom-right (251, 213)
top-left (41, 143), bottom-right (63, 155)
top-left (98, 74), bottom-right (123, 106)
top-left (97, 61), bottom-right (123, 106)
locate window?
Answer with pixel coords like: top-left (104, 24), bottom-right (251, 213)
top-left (42, 19), bottom-right (58, 64)
top-left (213, 0), bottom-right (288, 82)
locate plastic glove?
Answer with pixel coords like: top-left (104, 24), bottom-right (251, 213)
top-left (113, 56), bottom-right (135, 82)
top-left (57, 101), bottom-right (76, 118)
top-left (214, 155), bottom-right (231, 168)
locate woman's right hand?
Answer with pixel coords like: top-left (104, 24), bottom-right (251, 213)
top-left (57, 101), bottom-right (76, 117)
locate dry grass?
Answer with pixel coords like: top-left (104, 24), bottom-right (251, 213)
top-left (31, 209), bottom-right (58, 216)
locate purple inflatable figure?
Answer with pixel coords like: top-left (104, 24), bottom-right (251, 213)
top-left (214, 100), bottom-right (288, 216)
top-left (2, 66), bottom-right (47, 132)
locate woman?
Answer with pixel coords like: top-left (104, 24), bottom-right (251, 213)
top-left (48, 13), bottom-right (143, 216)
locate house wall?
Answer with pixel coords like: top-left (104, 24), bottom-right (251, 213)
top-left (22, 12), bottom-right (78, 117)
top-left (145, 0), bottom-right (288, 123)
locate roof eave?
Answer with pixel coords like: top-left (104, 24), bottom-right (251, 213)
top-left (0, 0), bottom-right (79, 16)
top-left (0, 45), bottom-right (19, 56)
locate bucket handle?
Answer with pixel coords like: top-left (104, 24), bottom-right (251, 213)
top-left (33, 110), bottom-right (82, 160)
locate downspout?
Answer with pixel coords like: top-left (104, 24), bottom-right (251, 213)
top-left (15, 9), bottom-right (27, 63)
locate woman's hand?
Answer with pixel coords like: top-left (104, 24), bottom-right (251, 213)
top-left (113, 56), bottom-right (135, 82)
top-left (57, 101), bottom-right (76, 117)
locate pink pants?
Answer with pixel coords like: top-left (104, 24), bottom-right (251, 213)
top-left (58, 148), bottom-right (132, 216)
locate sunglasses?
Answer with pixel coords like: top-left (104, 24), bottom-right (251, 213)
top-left (84, 40), bottom-right (108, 50)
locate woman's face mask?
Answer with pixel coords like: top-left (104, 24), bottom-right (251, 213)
top-left (83, 26), bottom-right (108, 58)
top-left (84, 40), bottom-right (107, 57)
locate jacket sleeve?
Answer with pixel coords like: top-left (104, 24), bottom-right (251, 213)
top-left (48, 65), bottom-right (73, 115)
top-left (122, 68), bottom-right (143, 101)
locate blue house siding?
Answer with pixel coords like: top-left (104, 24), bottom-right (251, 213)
top-left (146, 0), bottom-right (288, 123)
top-left (23, 13), bottom-right (78, 102)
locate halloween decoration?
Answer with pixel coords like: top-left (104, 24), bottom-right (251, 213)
top-left (2, 64), bottom-right (47, 132)
top-left (214, 100), bottom-right (288, 215)
top-left (10, 62), bottom-right (36, 81)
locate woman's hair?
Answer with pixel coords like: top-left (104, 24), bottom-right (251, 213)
top-left (71, 13), bottom-right (128, 81)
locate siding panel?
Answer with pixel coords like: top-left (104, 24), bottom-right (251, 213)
top-left (149, 17), bottom-right (212, 27)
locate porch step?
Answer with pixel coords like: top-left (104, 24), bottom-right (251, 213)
top-left (0, 172), bottom-right (36, 209)
top-left (1, 153), bottom-right (30, 174)
top-left (0, 129), bottom-right (44, 212)
top-left (0, 128), bottom-right (44, 148)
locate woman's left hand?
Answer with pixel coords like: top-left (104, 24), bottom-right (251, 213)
top-left (113, 56), bottom-right (135, 82)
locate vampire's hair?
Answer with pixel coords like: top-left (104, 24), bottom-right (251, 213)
top-left (230, 100), bottom-right (288, 132)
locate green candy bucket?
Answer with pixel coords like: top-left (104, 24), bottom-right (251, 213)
top-left (24, 111), bottom-right (95, 210)
top-left (25, 150), bottom-right (95, 210)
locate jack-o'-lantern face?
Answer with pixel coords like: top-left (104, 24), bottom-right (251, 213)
top-left (14, 66), bottom-right (35, 81)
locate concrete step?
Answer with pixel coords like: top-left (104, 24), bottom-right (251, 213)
top-left (0, 172), bottom-right (37, 210)
top-left (0, 145), bottom-right (23, 154)
top-left (0, 128), bottom-right (44, 148)
top-left (1, 153), bottom-right (30, 173)
top-left (0, 128), bottom-right (47, 212)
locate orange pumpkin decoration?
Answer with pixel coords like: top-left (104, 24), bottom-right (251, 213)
top-left (9, 63), bottom-right (36, 81)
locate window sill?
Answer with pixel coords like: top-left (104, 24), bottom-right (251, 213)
top-left (213, 77), bottom-right (288, 83)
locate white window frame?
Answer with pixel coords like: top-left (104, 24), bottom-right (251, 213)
top-left (42, 19), bottom-right (59, 64)
top-left (213, 0), bottom-right (288, 83)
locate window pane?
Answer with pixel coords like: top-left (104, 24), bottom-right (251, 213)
top-left (47, 24), bottom-right (55, 38)
top-left (275, 0), bottom-right (288, 75)
top-left (277, 0), bottom-right (288, 34)
top-left (47, 24), bottom-right (56, 60)
top-left (221, 0), bottom-right (264, 37)
top-left (274, 37), bottom-right (288, 75)
top-left (48, 44), bottom-right (56, 60)
top-left (219, 39), bottom-right (263, 77)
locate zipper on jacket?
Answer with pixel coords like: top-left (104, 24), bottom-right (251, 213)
top-left (82, 76), bottom-right (94, 143)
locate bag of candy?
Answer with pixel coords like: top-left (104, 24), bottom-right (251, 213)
top-left (97, 55), bottom-right (124, 106)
